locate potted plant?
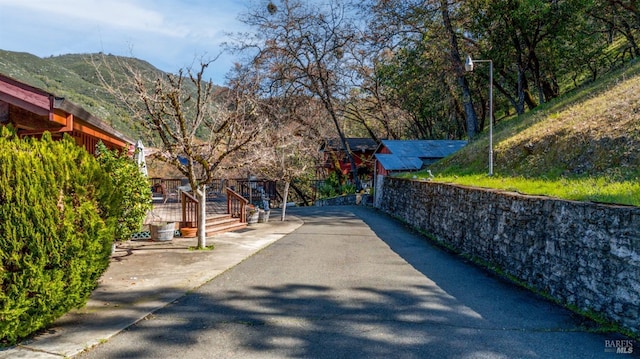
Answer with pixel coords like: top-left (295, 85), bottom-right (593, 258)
top-left (179, 221), bottom-right (197, 237)
top-left (180, 226), bottom-right (198, 238)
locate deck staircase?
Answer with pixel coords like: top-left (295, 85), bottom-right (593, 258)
top-left (204, 213), bottom-right (247, 237)
top-left (173, 186), bottom-right (250, 238)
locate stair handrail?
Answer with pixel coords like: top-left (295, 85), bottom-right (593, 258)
top-left (226, 187), bottom-right (249, 223)
top-left (181, 190), bottom-right (199, 227)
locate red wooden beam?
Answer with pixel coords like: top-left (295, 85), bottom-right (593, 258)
top-left (0, 74), bottom-right (51, 116)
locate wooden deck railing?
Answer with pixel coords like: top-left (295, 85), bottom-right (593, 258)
top-left (150, 178), bottom-right (184, 194)
top-left (181, 191), bottom-right (198, 227)
top-left (151, 179), bottom-right (264, 227)
top-left (226, 187), bottom-right (249, 223)
top-left (226, 179), bottom-right (279, 207)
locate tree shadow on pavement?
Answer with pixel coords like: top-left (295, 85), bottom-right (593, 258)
top-left (78, 206), bottom-right (627, 359)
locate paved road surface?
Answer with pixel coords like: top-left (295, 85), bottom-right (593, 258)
top-left (78, 206), bottom-right (634, 358)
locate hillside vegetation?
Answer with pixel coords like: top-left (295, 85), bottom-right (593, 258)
top-left (2, 49), bottom-right (639, 205)
top-left (426, 62), bottom-right (640, 206)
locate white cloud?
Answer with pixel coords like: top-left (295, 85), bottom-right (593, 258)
top-left (0, 0), bottom-right (253, 84)
top-left (1, 0), bottom-right (200, 37)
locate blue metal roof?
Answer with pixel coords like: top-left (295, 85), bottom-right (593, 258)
top-left (375, 154), bottom-right (423, 171)
top-left (376, 140), bottom-right (467, 171)
top-left (380, 140), bottom-right (467, 158)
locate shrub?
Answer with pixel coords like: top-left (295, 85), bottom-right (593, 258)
top-left (318, 182), bottom-right (339, 198)
top-left (0, 130), bottom-right (113, 345)
top-left (318, 172), bottom-right (341, 199)
top-left (340, 183), bottom-right (356, 195)
top-left (318, 172), bottom-right (357, 199)
top-left (95, 142), bottom-right (152, 241)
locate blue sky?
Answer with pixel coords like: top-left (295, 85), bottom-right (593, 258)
top-left (0, 0), bottom-right (256, 85)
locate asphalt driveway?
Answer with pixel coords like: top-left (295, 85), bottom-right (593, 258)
top-left (78, 206), bottom-right (634, 358)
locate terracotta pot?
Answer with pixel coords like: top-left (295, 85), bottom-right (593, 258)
top-left (180, 227), bottom-right (197, 238)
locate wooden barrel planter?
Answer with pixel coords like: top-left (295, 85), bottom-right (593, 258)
top-left (149, 222), bottom-right (176, 242)
top-left (258, 209), bottom-right (270, 223)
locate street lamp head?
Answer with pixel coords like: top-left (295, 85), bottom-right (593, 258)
top-left (465, 55), bottom-right (474, 72)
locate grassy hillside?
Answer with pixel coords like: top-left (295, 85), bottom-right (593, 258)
top-left (424, 62), bottom-right (640, 206)
top-left (0, 50), bottom-right (164, 141)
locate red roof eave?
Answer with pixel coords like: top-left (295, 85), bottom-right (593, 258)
top-left (0, 73), bottom-right (52, 116)
top-left (0, 73), bottom-right (135, 149)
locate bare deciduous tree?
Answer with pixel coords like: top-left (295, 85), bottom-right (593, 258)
top-left (246, 94), bottom-right (324, 220)
top-left (237, 0), bottom-right (363, 189)
top-left (93, 55), bottom-right (265, 249)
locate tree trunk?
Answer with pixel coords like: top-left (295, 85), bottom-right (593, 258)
top-left (516, 68), bottom-right (526, 115)
top-left (327, 107), bottom-right (361, 191)
top-left (329, 151), bottom-right (345, 185)
top-left (290, 181), bottom-right (312, 206)
top-left (280, 181), bottom-right (290, 221)
top-left (440, 0), bottom-right (479, 139)
top-left (196, 184), bottom-right (207, 249)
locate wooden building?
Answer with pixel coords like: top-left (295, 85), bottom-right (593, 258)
top-left (319, 137), bottom-right (379, 182)
top-left (0, 73), bottom-right (134, 154)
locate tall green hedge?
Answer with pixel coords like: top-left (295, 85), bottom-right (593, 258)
top-left (96, 142), bottom-right (152, 241)
top-left (0, 129), bottom-right (115, 345)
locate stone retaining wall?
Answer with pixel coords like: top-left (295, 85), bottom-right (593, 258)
top-left (377, 177), bottom-right (640, 334)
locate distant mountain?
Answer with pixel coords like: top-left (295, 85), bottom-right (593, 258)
top-left (0, 49), bottom-right (166, 141)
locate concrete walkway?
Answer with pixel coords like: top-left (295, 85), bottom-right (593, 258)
top-left (0, 210), bottom-right (302, 359)
top-left (77, 207), bottom-right (638, 357)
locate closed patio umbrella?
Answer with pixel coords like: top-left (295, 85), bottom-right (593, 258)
top-left (134, 139), bottom-right (148, 177)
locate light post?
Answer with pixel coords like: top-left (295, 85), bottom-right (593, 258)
top-left (465, 55), bottom-right (493, 176)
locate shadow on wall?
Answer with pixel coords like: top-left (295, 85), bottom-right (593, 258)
top-left (377, 177), bottom-right (640, 337)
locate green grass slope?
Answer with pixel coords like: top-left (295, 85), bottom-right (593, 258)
top-left (425, 62), bottom-right (640, 206)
